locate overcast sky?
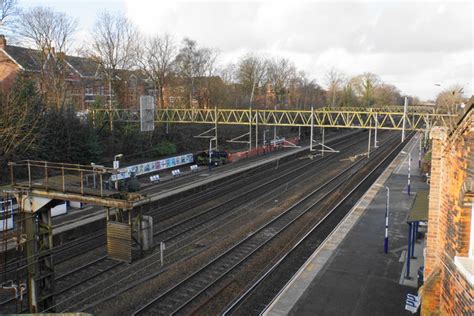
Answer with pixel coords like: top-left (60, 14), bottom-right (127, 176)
top-left (22, 0), bottom-right (473, 101)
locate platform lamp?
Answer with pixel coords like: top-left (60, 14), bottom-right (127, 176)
top-left (401, 150), bottom-right (411, 195)
top-left (113, 154), bottom-right (123, 190)
top-left (375, 184), bottom-right (390, 254)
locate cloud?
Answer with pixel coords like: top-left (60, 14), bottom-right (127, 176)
top-left (124, 0), bottom-right (473, 100)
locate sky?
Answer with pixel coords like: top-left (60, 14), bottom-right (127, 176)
top-left (21, 0), bottom-right (474, 101)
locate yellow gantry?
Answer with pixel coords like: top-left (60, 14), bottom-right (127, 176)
top-left (89, 106), bottom-right (455, 131)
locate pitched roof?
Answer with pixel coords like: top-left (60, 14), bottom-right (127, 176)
top-left (66, 55), bottom-right (99, 78)
top-left (3, 45), bottom-right (43, 71)
top-left (2, 44), bottom-right (99, 78)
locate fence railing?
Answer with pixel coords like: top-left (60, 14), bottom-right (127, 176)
top-left (8, 160), bottom-right (118, 197)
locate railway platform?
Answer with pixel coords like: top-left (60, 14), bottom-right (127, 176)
top-left (52, 145), bottom-right (301, 233)
top-left (265, 133), bottom-right (427, 315)
top-left (52, 130), bottom-right (351, 235)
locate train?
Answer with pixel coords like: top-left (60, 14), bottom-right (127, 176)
top-left (194, 150), bottom-right (229, 166)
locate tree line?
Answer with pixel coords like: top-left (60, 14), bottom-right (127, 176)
top-left (0, 1), bottom-right (469, 182)
top-left (0, 2), bottom-right (428, 110)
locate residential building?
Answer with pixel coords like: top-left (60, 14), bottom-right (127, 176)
top-left (0, 35), bottom-right (147, 111)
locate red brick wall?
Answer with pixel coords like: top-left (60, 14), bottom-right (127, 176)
top-left (422, 114), bottom-right (473, 315)
top-left (0, 50), bottom-right (20, 93)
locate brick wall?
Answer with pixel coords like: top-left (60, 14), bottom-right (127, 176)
top-left (422, 109), bottom-right (473, 315)
top-left (0, 50), bottom-right (19, 93)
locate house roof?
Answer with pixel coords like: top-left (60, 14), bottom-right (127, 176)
top-left (2, 44), bottom-right (100, 78)
top-left (3, 45), bottom-right (43, 71)
top-left (66, 55), bottom-right (100, 78)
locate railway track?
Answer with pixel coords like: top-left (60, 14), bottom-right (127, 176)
top-left (1, 131), bottom-right (387, 314)
top-left (1, 131), bottom-right (361, 277)
top-left (1, 131), bottom-right (344, 280)
top-left (0, 255), bottom-right (121, 314)
top-left (222, 133), bottom-right (411, 315)
top-left (48, 132), bottom-right (380, 312)
top-left (152, 131), bottom-right (375, 248)
top-left (131, 133), bottom-right (403, 315)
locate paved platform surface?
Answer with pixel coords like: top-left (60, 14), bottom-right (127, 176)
top-left (265, 134), bottom-right (427, 316)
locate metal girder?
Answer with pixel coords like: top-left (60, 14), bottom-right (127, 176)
top-left (89, 107), bottom-right (455, 131)
top-left (21, 189), bottom-right (138, 209)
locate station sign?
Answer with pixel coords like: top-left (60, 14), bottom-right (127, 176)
top-left (140, 95), bottom-right (155, 132)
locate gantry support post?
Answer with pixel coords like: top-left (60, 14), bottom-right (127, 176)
top-left (22, 195), bottom-right (56, 313)
top-left (255, 109), bottom-right (259, 151)
top-left (310, 106), bottom-right (314, 152)
top-left (214, 107), bottom-right (218, 150)
top-left (368, 127), bottom-right (371, 158)
top-left (249, 107), bottom-right (252, 152)
top-left (321, 127), bottom-right (325, 157)
top-left (374, 112), bottom-right (378, 148)
top-left (273, 105), bottom-right (277, 142)
top-left (402, 96), bottom-right (408, 142)
top-left (24, 210), bottom-right (37, 313)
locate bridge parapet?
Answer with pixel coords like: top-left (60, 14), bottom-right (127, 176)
top-left (8, 160), bottom-right (143, 209)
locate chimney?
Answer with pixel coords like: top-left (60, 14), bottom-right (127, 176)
top-left (0, 35), bottom-right (6, 49)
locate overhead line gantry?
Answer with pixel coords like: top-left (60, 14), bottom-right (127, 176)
top-left (89, 106), bottom-right (453, 131)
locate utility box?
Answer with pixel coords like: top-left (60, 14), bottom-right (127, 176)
top-left (141, 215), bottom-right (153, 251)
top-left (107, 221), bottom-right (132, 263)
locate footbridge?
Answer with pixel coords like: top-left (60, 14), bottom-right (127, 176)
top-left (89, 106), bottom-right (455, 131)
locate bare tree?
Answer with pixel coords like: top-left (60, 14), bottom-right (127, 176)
top-left (236, 54), bottom-right (267, 106)
top-left (175, 38), bottom-right (216, 108)
top-left (89, 12), bottom-right (138, 109)
top-left (219, 63), bottom-right (237, 85)
top-left (374, 83), bottom-right (402, 105)
top-left (17, 6), bottom-right (77, 108)
top-left (136, 33), bottom-right (176, 108)
top-left (341, 81), bottom-right (357, 107)
top-left (435, 85), bottom-right (465, 114)
top-left (0, 0), bottom-right (17, 30)
top-left (0, 76), bottom-right (44, 166)
top-left (17, 7), bottom-right (77, 54)
top-left (325, 68), bottom-right (345, 107)
top-left (201, 48), bottom-right (219, 107)
top-left (266, 58), bottom-right (296, 106)
top-left (351, 72), bottom-right (381, 106)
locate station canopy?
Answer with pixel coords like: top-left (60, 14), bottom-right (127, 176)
top-left (406, 190), bottom-right (429, 223)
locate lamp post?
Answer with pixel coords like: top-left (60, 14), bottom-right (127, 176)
top-left (375, 184), bottom-right (390, 254)
top-left (113, 154), bottom-right (123, 190)
top-left (400, 150), bottom-right (411, 195)
top-left (408, 152), bottom-right (411, 195)
top-left (209, 137), bottom-right (216, 171)
top-left (384, 186), bottom-right (390, 253)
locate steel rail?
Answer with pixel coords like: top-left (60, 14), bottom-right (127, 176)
top-left (0, 131), bottom-right (358, 311)
top-left (3, 130), bottom-right (361, 277)
top-left (56, 133), bottom-right (379, 313)
top-left (223, 133), bottom-right (411, 315)
top-left (131, 134), bottom-right (398, 315)
top-left (152, 131), bottom-right (377, 247)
